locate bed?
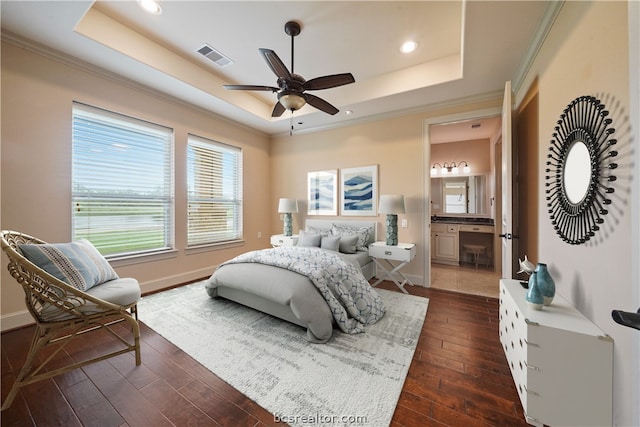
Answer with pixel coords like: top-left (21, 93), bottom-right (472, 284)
top-left (204, 220), bottom-right (383, 343)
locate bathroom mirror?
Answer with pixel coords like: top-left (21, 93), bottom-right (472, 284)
top-left (545, 95), bottom-right (618, 245)
top-left (431, 175), bottom-right (487, 215)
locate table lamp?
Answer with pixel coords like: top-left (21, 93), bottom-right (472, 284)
top-left (278, 198), bottom-right (298, 236)
top-left (378, 195), bottom-right (405, 245)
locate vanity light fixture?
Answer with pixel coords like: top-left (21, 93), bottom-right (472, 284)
top-left (430, 161), bottom-right (470, 176)
top-left (138, 0), bottom-right (162, 15)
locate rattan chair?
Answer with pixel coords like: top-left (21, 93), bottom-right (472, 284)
top-left (0, 231), bottom-right (141, 411)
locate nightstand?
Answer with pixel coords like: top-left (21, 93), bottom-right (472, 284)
top-left (369, 241), bottom-right (416, 293)
top-left (270, 234), bottom-right (299, 247)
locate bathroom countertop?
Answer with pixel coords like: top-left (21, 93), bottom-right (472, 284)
top-left (431, 216), bottom-right (494, 226)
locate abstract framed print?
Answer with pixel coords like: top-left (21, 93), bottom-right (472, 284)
top-left (307, 170), bottom-right (338, 215)
top-left (340, 165), bottom-right (377, 216)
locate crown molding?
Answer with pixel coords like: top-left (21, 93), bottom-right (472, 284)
top-left (1, 30), bottom-right (268, 138)
top-left (512, 1), bottom-right (564, 96)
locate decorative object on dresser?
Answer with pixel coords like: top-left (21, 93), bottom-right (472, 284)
top-left (545, 95), bottom-right (619, 245)
top-left (277, 198), bottom-right (298, 236)
top-left (525, 270), bottom-right (544, 310)
top-left (534, 263), bottom-right (555, 305)
top-left (139, 281), bottom-right (429, 427)
top-left (369, 241), bottom-right (416, 293)
top-left (378, 194), bottom-right (405, 245)
top-left (499, 279), bottom-right (613, 427)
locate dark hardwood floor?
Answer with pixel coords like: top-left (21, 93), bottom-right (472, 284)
top-left (1, 281), bottom-right (528, 427)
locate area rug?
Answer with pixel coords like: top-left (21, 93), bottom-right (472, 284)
top-left (138, 281), bottom-right (429, 426)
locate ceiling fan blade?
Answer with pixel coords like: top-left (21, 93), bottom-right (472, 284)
top-left (303, 73), bottom-right (355, 91)
top-left (259, 48), bottom-right (292, 81)
top-left (306, 94), bottom-right (339, 115)
top-left (224, 85), bottom-right (279, 92)
top-left (271, 101), bottom-right (286, 117)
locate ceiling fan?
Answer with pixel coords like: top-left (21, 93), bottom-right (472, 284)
top-left (224, 20), bottom-right (355, 117)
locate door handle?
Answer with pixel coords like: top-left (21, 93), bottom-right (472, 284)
top-left (498, 233), bottom-right (520, 240)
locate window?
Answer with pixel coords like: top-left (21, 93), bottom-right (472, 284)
top-left (187, 134), bottom-right (243, 246)
top-left (72, 103), bottom-right (174, 257)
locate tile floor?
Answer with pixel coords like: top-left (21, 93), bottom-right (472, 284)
top-left (429, 263), bottom-right (501, 298)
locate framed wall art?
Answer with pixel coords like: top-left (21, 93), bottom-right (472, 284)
top-left (340, 165), bottom-right (378, 216)
top-left (307, 170), bottom-right (338, 215)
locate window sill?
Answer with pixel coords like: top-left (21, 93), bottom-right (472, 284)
top-left (108, 249), bottom-right (178, 267)
top-left (185, 239), bottom-right (245, 255)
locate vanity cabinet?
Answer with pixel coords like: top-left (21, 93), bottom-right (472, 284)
top-left (499, 279), bottom-right (613, 426)
top-left (431, 223), bottom-right (459, 265)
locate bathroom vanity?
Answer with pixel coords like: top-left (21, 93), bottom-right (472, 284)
top-left (431, 216), bottom-right (495, 268)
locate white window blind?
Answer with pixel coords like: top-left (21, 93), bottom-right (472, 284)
top-left (187, 134), bottom-right (243, 246)
top-left (72, 103), bottom-right (174, 257)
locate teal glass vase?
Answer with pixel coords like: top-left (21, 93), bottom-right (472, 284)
top-left (525, 271), bottom-right (544, 310)
top-left (535, 263), bottom-right (556, 306)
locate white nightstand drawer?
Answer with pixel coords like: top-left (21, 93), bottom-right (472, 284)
top-left (369, 242), bottom-right (416, 262)
top-left (270, 234), bottom-right (299, 247)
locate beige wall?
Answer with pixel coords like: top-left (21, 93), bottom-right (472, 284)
top-left (270, 98), bottom-right (501, 285)
top-left (515, 2), bottom-right (636, 425)
top-left (1, 41), bottom-right (271, 328)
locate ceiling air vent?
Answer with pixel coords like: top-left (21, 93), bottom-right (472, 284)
top-left (197, 44), bottom-right (234, 68)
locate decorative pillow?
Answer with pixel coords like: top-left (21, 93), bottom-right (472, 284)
top-left (306, 225), bottom-right (332, 237)
top-left (296, 230), bottom-right (322, 247)
top-left (19, 239), bottom-right (118, 291)
top-left (338, 235), bottom-right (359, 254)
top-left (320, 235), bottom-right (341, 252)
top-left (331, 224), bottom-right (374, 251)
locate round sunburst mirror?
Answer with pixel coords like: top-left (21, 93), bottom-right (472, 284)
top-left (545, 95), bottom-right (618, 245)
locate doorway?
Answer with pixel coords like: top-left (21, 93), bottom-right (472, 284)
top-left (423, 110), bottom-right (503, 298)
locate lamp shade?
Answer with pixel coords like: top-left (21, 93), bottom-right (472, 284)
top-left (278, 198), bottom-right (298, 213)
top-left (378, 195), bottom-right (405, 214)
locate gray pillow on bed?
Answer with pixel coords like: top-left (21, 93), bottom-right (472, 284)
top-left (297, 230), bottom-right (322, 247)
top-left (338, 235), bottom-right (358, 254)
top-left (331, 224), bottom-right (374, 251)
top-left (306, 225), bottom-right (332, 237)
top-left (320, 235), bottom-right (341, 252)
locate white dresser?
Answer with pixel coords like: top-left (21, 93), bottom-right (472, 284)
top-left (499, 279), bottom-right (613, 426)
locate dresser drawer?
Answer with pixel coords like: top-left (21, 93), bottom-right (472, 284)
top-left (459, 224), bottom-right (494, 233)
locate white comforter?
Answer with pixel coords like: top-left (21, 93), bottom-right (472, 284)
top-left (221, 246), bottom-right (385, 333)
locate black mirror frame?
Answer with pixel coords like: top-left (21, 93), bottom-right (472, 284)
top-left (545, 95), bottom-right (618, 245)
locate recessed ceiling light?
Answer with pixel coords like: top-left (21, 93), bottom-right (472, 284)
top-left (138, 0), bottom-right (162, 15)
top-left (400, 41), bottom-right (418, 54)
top-left (344, 110), bottom-right (353, 115)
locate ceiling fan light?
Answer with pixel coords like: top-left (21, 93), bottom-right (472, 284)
top-left (401, 40), bottom-right (418, 54)
top-left (138, 0), bottom-right (162, 15)
top-left (279, 93), bottom-right (306, 111)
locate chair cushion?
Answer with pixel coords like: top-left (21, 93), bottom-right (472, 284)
top-left (19, 239), bottom-right (118, 291)
top-left (85, 277), bottom-right (141, 307)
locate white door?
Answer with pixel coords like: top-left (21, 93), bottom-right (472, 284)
top-left (500, 81), bottom-right (516, 278)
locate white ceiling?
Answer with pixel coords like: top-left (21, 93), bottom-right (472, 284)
top-left (1, 1), bottom-right (551, 137)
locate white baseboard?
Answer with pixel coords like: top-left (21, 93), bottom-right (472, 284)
top-left (1, 266), bottom-right (217, 332)
top-left (1, 309), bottom-right (34, 332)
